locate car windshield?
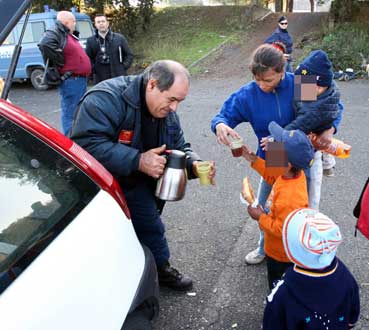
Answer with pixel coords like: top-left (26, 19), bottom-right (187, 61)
top-left (0, 116), bottom-right (99, 293)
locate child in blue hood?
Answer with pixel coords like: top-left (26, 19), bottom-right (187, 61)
top-left (263, 208), bottom-right (360, 330)
top-left (285, 50), bottom-right (341, 178)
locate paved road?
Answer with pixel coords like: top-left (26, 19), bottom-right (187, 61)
top-left (9, 13), bottom-right (369, 330)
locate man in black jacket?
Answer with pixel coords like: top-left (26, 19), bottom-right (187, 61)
top-left (38, 11), bottom-right (91, 136)
top-left (86, 14), bottom-right (133, 83)
top-left (70, 60), bottom-right (216, 291)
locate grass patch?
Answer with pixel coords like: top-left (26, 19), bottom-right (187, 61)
top-left (129, 6), bottom-right (254, 71)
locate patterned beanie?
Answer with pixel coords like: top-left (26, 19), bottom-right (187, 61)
top-left (282, 208), bottom-right (342, 269)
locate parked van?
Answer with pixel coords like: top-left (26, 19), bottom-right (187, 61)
top-left (0, 10), bottom-right (93, 90)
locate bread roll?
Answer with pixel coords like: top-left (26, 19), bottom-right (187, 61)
top-left (242, 176), bottom-right (255, 205)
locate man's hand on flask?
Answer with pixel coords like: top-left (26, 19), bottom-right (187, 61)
top-left (139, 144), bottom-right (167, 179)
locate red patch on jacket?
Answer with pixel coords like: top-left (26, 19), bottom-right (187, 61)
top-left (119, 130), bottom-right (134, 144)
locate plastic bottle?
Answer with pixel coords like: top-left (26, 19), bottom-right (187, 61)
top-left (324, 138), bottom-right (351, 159)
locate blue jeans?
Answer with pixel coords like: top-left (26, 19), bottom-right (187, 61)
top-left (59, 77), bottom-right (87, 136)
top-left (256, 177), bottom-right (272, 256)
top-left (124, 182), bottom-right (170, 267)
top-left (308, 151), bottom-right (323, 210)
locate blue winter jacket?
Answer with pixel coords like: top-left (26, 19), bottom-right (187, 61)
top-left (285, 80), bottom-right (341, 134)
top-left (263, 258), bottom-right (360, 330)
top-left (264, 27), bottom-right (293, 55)
top-left (211, 73), bottom-right (296, 159)
top-left (70, 74), bottom-right (200, 188)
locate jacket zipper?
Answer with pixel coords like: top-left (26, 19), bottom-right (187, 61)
top-left (274, 90), bottom-right (282, 119)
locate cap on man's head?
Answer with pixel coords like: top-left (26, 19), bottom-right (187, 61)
top-left (294, 49), bottom-right (333, 87)
top-left (278, 15), bottom-right (287, 23)
top-left (268, 121), bottom-right (314, 169)
top-left (282, 208), bottom-right (342, 269)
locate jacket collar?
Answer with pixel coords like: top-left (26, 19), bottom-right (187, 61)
top-left (55, 20), bottom-right (80, 38)
top-left (56, 20), bottom-right (70, 34)
top-left (95, 29), bottom-right (112, 40)
top-left (121, 75), bottom-right (143, 110)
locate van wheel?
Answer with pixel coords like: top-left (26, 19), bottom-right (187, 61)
top-left (121, 310), bottom-right (152, 330)
top-left (30, 69), bottom-right (48, 91)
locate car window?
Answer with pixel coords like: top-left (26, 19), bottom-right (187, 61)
top-left (77, 20), bottom-right (93, 39)
top-left (16, 21), bottom-right (45, 43)
top-left (0, 117), bottom-right (99, 294)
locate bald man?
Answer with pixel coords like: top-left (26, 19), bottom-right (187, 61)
top-left (70, 60), bottom-right (216, 291)
top-left (39, 10), bottom-right (91, 136)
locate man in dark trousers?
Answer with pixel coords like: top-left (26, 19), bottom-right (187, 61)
top-left (86, 14), bottom-right (133, 83)
top-left (38, 11), bottom-right (91, 136)
top-left (70, 60), bottom-right (216, 291)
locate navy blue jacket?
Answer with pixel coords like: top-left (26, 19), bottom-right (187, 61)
top-left (70, 75), bottom-right (200, 189)
top-left (265, 27), bottom-right (293, 55)
top-left (285, 81), bottom-right (341, 134)
top-left (263, 258), bottom-right (360, 330)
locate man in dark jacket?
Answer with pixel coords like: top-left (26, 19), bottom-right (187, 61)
top-left (38, 11), bottom-right (91, 136)
top-left (70, 60), bottom-right (216, 291)
top-left (86, 14), bottom-right (133, 83)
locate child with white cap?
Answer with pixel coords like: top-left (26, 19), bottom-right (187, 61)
top-left (263, 208), bottom-right (360, 330)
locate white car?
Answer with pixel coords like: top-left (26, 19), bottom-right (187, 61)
top-left (0, 93), bottom-right (159, 330)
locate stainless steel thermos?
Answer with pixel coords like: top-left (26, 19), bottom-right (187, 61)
top-left (155, 150), bottom-right (187, 201)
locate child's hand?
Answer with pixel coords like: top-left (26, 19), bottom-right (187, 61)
top-left (247, 205), bottom-right (265, 221)
top-left (241, 145), bottom-right (257, 163)
top-left (260, 136), bottom-right (274, 151)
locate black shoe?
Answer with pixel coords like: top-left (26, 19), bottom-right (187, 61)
top-left (157, 262), bottom-right (193, 291)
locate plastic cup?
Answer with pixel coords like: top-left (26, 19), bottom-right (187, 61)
top-left (197, 161), bottom-right (211, 186)
top-left (230, 137), bottom-right (243, 157)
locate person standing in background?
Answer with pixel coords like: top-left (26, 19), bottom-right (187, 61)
top-left (86, 14), bottom-right (133, 83)
top-left (38, 11), bottom-right (91, 136)
top-left (264, 16), bottom-right (293, 72)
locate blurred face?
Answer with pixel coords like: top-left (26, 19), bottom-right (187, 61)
top-left (254, 68), bottom-right (284, 93)
top-left (94, 16), bottom-right (109, 33)
top-left (146, 74), bottom-right (189, 118)
top-left (279, 20), bottom-right (288, 30)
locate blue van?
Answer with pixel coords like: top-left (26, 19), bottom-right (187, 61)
top-left (0, 10), bottom-right (93, 90)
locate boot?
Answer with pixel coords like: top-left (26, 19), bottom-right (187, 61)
top-left (157, 262), bottom-right (193, 291)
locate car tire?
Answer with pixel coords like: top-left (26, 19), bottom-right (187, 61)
top-left (122, 310), bottom-right (152, 330)
top-left (30, 68), bottom-right (48, 91)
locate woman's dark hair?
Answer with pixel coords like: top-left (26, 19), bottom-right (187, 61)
top-left (249, 44), bottom-right (286, 76)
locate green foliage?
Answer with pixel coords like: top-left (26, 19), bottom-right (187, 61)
top-left (330, 0), bottom-right (359, 22)
top-left (31, 0), bottom-right (84, 12)
top-left (297, 23), bottom-right (369, 71)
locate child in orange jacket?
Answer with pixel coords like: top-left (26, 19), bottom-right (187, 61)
top-left (242, 121), bottom-right (315, 290)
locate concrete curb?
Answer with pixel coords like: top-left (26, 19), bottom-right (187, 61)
top-left (188, 8), bottom-right (274, 69)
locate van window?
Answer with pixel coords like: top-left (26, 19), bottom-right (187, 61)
top-left (17, 21), bottom-right (46, 43)
top-left (77, 20), bottom-right (93, 39)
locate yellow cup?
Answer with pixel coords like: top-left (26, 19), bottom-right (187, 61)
top-left (197, 161), bottom-right (211, 186)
